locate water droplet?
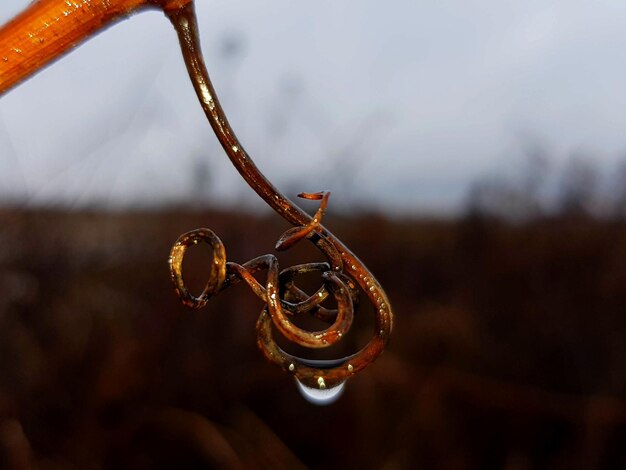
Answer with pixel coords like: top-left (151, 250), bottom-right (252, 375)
top-left (288, 363), bottom-right (295, 372)
top-left (296, 379), bottom-right (345, 406)
top-left (347, 364), bottom-right (354, 372)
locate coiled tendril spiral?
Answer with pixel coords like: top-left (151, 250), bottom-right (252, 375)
top-left (169, 192), bottom-right (391, 391)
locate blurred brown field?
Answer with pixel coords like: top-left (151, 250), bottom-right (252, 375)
top-left (0, 207), bottom-right (625, 469)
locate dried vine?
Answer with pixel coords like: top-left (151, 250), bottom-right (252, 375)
top-left (0, 0), bottom-right (394, 393)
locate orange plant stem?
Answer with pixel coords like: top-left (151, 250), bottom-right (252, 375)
top-left (0, 0), bottom-right (190, 96)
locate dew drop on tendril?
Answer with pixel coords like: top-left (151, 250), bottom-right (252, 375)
top-left (295, 379), bottom-right (346, 405)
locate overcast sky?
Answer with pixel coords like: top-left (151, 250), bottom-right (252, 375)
top-left (2, 1), bottom-right (626, 214)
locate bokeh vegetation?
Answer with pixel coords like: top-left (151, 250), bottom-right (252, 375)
top-left (1, 163), bottom-right (626, 468)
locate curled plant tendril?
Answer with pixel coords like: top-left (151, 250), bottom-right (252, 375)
top-left (165, 3), bottom-right (394, 392)
top-left (0, 0), bottom-right (392, 394)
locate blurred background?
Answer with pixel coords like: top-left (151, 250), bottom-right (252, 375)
top-left (2, 0), bottom-right (626, 468)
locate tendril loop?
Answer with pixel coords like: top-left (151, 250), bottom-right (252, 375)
top-left (169, 192), bottom-right (390, 389)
